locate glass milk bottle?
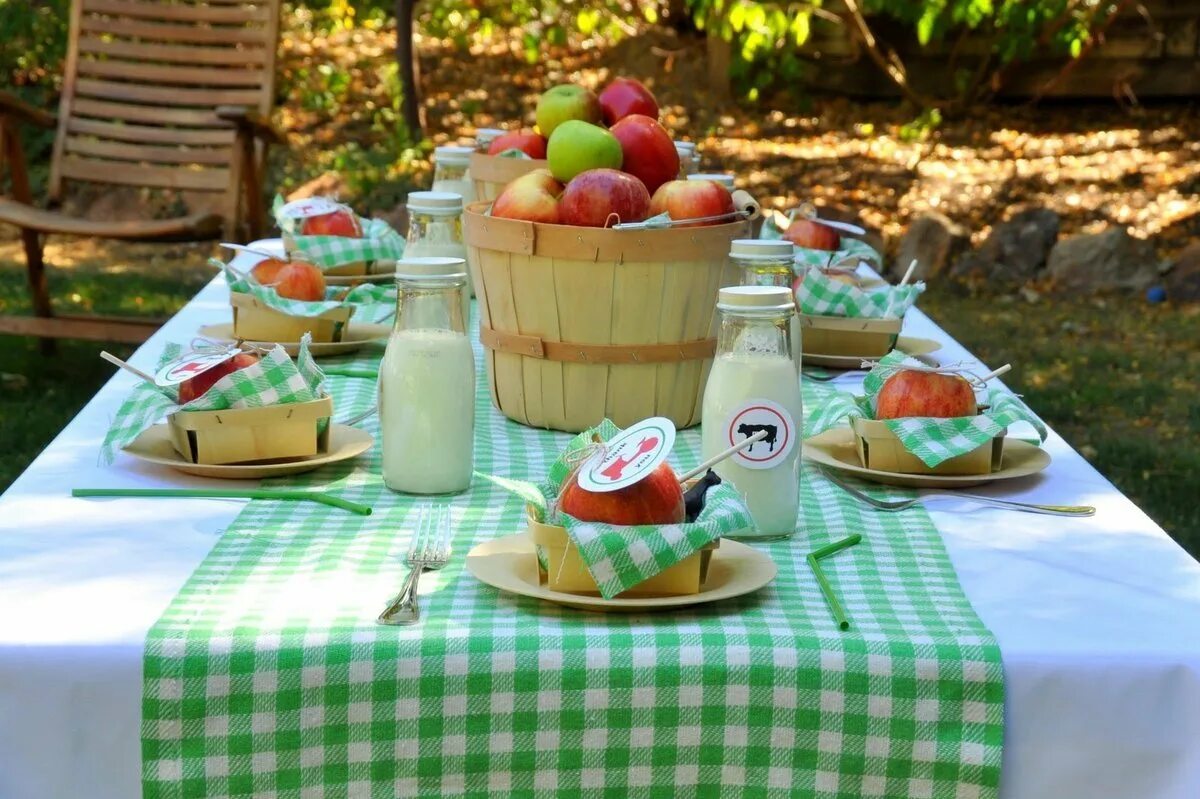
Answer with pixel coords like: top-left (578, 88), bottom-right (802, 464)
top-left (379, 261), bottom-right (475, 494)
top-left (431, 145), bottom-right (476, 205)
top-left (474, 128), bottom-right (504, 154)
top-left (730, 239), bottom-right (802, 372)
top-left (405, 190), bottom-right (474, 301)
top-left (674, 141), bottom-right (698, 177)
top-left (688, 173), bottom-right (736, 191)
top-left (396, 256), bottom-right (471, 336)
top-left (701, 286), bottom-right (803, 539)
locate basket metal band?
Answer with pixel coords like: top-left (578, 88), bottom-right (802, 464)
top-left (479, 325), bottom-right (716, 365)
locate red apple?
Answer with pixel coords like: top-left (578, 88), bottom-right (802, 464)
top-left (273, 261), bottom-right (326, 301)
top-left (250, 257), bottom-right (287, 285)
top-left (559, 168), bottom-right (651, 228)
top-left (649, 179), bottom-right (735, 227)
top-left (875, 370), bottom-right (978, 419)
top-left (488, 130), bottom-right (548, 159)
top-left (178, 352), bottom-right (259, 404)
top-left (301, 208), bottom-right (361, 238)
top-left (784, 218), bottom-right (840, 251)
top-left (560, 461), bottom-right (685, 526)
top-left (492, 169), bottom-right (563, 224)
top-left (598, 77), bottom-right (659, 126)
top-left (610, 115), bottom-right (679, 196)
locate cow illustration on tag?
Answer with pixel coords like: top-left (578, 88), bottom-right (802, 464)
top-left (726, 400), bottom-right (796, 470)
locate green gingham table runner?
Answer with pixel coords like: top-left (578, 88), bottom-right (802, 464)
top-left (141, 308), bottom-right (1004, 798)
top-left (482, 419), bottom-right (754, 599)
top-left (794, 268), bottom-right (925, 319)
top-left (808, 351), bottom-right (1048, 468)
top-left (100, 340), bottom-right (325, 464)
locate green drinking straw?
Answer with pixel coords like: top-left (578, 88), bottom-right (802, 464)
top-left (807, 533), bottom-right (862, 631)
top-left (321, 366), bottom-right (379, 379)
top-left (72, 488), bottom-right (372, 516)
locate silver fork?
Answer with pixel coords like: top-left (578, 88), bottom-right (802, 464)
top-left (377, 504), bottom-right (452, 625)
top-left (337, 404), bottom-right (377, 427)
top-left (819, 467), bottom-right (1096, 518)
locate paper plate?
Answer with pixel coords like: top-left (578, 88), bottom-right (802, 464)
top-left (123, 423), bottom-right (373, 479)
top-left (197, 322), bottom-right (390, 357)
top-left (802, 428), bottom-right (1050, 489)
top-left (802, 336), bottom-right (942, 369)
top-left (466, 532), bottom-right (777, 613)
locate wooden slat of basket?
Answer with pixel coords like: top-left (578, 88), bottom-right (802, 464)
top-left (467, 245), bottom-right (503, 413)
top-left (606, 262), bottom-right (664, 427)
top-left (509, 252), bottom-right (567, 429)
top-left (654, 259), bottom-right (692, 425)
top-left (477, 247), bottom-right (528, 424)
top-left (554, 254), bottom-right (615, 430)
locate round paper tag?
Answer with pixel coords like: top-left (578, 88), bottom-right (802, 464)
top-left (278, 196), bottom-right (343, 221)
top-left (154, 347), bottom-right (241, 387)
top-left (724, 400), bottom-right (796, 470)
top-left (576, 417), bottom-right (677, 493)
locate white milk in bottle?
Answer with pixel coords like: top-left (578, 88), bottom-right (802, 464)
top-left (379, 260), bottom-right (474, 494)
top-left (701, 286), bottom-right (803, 538)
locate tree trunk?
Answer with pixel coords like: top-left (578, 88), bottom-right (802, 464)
top-left (395, 0), bottom-right (424, 139)
top-left (705, 13), bottom-right (732, 101)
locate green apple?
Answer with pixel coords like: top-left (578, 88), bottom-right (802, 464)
top-left (546, 121), bottom-right (624, 182)
top-left (536, 84), bottom-right (603, 138)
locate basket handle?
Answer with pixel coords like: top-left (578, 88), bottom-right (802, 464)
top-left (480, 325), bottom-right (716, 364)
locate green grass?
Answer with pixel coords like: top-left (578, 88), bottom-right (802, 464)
top-left (0, 256), bottom-right (1197, 557)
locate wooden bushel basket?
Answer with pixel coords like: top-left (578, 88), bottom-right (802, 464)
top-left (231, 292), bottom-right (354, 343)
top-left (799, 314), bottom-right (902, 358)
top-left (469, 151), bottom-right (548, 202)
top-left (463, 201), bottom-right (751, 431)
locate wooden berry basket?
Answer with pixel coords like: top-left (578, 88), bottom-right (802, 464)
top-left (528, 509), bottom-right (718, 597)
top-left (231, 292), bottom-right (354, 343)
top-left (463, 200), bottom-right (752, 431)
top-left (799, 314), bottom-right (902, 358)
top-left (469, 151), bottom-right (549, 201)
top-left (850, 416), bottom-right (1003, 475)
top-left (168, 396), bottom-right (333, 465)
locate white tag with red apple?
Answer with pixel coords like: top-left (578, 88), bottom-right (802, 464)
top-left (723, 400), bottom-right (796, 470)
top-left (278, 196), bottom-right (344, 222)
top-left (154, 346), bottom-right (242, 387)
top-left (576, 417), bottom-right (676, 493)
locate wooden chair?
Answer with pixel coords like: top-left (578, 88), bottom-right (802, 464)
top-left (0, 0), bottom-right (285, 345)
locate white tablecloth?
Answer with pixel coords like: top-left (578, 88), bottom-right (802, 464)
top-left (2, 275), bottom-right (1199, 799)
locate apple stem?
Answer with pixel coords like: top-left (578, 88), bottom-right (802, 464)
top-left (977, 363), bottom-right (1012, 384)
top-left (678, 430), bottom-right (768, 484)
top-left (897, 258), bottom-right (918, 287)
top-left (100, 350), bottom-right (157, 387)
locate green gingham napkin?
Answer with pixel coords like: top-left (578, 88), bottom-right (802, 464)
top-left (481, 420), bottom-right (753, 599)
top-left (100, 339), bottom-right (325, 464)
top-left (272, 196), bottom-right (406, 269)
top-left (794, 267), bottom-right (925, 319)
top-left (808, 351), bottom-right (1048, 467)
top-left (225, 264), bottom-right (392, 319)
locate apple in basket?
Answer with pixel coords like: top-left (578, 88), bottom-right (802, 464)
top-left (492, 169), bottom-right (564, 224)
top-left (536, 84), bottom-right (603, 138)
top-left (560, 461), bottom-right (686, 526)
top-left (559, 168), bottom-right (651, 228)
top-left (876, 370), bottom-right (978, 419)
top-left (177, 351), bottom-right (260, 404)
top-left (784, 218), bottom-right (840, 251)
top-left (301, 207), bottom-right (362, 238)
top-left (487, 130), bottom-right (548, 159)
top-left (273, 261), bottom-right (326, 302)
top-left (250, 257), bottom-right (287, 285)
top-left (649, 179), bottom-right (735, 227)
top-left (610, 114), bottom-right (679, 195)
top-left (547, 120), bottom-right (624, 182)
top-left (599, 77), bottom-right (660, 126)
